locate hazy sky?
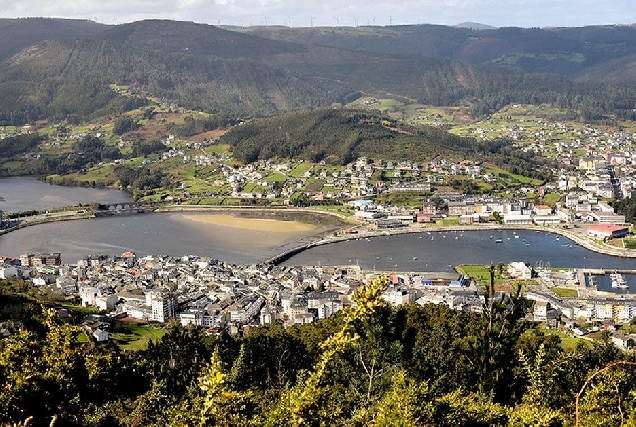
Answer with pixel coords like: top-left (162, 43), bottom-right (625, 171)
top-left (1, 0), bottom-right (635, 28)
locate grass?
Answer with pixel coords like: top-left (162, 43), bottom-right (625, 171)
top-left (437, 218), bottom-right (460, 226)
top-left (483, 166), bottom-right (543, 186)
top-left (457, 265), bottom-right (506, 286)
top-left (303, 179), bottom-right (325, 193)
top-left (264, 172), bottom-right (287, 182)
top-left (540, 193), bottom-right (561, 206)
top-left (59, 302), bottom-right (104, 315)
top-left (288, 162), bottom-right (313, 178)
top-left (110, 323), bottom-right (166, 351)
top-left (552, 287), bottom-right (578, 298)
top-left (622, 239), bottom-right (636, 250)
top-left (527, 326), bottom-right (591, 352)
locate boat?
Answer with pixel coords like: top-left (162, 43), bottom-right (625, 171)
top-left (514, 235), bottom-right (520, 239)
top-left (495, 239), bottom-right (503, 243)
top-left (610, 273), bottom-right (629, 289)
top-left (413, 257), bottom-right (417, 260)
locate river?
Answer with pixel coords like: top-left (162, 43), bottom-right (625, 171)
top-left (0, 177), bottom-right (132, 212)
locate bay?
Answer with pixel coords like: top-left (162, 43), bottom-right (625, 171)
top-left (0, 177), bottom-right (131, 212)
top-left (1, 177), bottom-right (635, 293)
top-left (0, 212), bottom-right (322, 265)
top-left (282, 229), bottom-right (636, 292)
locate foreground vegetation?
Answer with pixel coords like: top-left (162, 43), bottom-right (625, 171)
top-left (1, 276), bottom-right (636, 426)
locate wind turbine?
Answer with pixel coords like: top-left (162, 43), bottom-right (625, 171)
top-left (309, 15), bottom-right (314, 27)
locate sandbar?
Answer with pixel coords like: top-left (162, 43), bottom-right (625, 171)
top-left (182, 214), bottom-right (318, 232)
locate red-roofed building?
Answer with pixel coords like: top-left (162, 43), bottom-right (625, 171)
top-left (587, 224), bottom-right (629, 239)
top-left (533, 205), bottom-right (552, 216)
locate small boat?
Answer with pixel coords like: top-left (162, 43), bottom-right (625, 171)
top-left (514, 235), bottom-right (520, 239)
top-left (495, 239), bottom-right (503, 243)
top-left (610, 273), bottom-right (628, 289)
top-left (413, 257), bottom-right (417, 260)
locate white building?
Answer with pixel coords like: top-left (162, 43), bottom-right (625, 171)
top-left (503, 214), bottom-right (533, 225)
top-left (0, 264), bottom-right (18, 279)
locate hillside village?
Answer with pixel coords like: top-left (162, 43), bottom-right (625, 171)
top-left (3, 106), bottom-right (636, 350)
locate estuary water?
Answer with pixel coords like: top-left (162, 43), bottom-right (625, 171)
top-left (1, 177), bottom-right (635, 292)
top-left (0, 177), bottom-right (132, 212)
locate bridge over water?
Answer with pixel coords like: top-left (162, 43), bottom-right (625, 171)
top-left (98, 201), bottom-right (147, 212)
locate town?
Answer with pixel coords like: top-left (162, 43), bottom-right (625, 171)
top-left (2, 244), bottom-right (636, 352)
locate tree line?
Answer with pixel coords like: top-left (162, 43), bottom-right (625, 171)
top-left (1, 275), bottom-right (636, 426)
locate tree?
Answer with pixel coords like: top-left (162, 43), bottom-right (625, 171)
top-left (472, 263), bottom-right (531, 402)
top-left (113, 116), bottom-right (137, 135)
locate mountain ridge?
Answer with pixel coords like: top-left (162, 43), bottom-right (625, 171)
top-left (1, 18), bottom-right (636, 124)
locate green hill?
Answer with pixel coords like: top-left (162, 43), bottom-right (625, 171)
top-left (0, 17), bottom-right (106, 61)
top-left (1, 19), bottom-right (636, 125)
top-left (243, 24), bottom-right (636, 83)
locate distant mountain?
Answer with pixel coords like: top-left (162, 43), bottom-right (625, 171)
top-left (1, 18), bottom-right (636, 125)
top-left (454, 22), bottom-right (497, 30)
top-left (0, 17), bottom-right (106, 61)
top-left (243, 23), bottom-right (636, 82)
top-left (96, 19), bottom-right (306, 58)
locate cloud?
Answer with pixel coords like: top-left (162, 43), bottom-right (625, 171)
top-left (0, 0), bottom-right (634, 27)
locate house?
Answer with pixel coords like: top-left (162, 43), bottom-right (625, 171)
top-left (533, 205), bottom-right (552, 216)
top-left (611, 332), bottom-right (636, 350)
top-left (92, 328), bottom-right (109, 342)
top-left (588, 212), bottom-right (626, 224)
top-left (0, 264), bottom-right (18, 279)
top-left (508, 262), bottom-right (532, 280)
top-left (533, 301), bottom-right (549, 322)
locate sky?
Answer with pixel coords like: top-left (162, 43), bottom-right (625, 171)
top-left (1, 0), bottom-right (635, 28)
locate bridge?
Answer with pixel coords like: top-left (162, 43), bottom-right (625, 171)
top-left (98, 201), bottom-right (147, 212)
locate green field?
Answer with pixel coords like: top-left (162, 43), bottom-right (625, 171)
top-left (288, 162), bottom-right (313, 178)
top-left (552, 287), bottom-right (578, 298)
top-left (526, 326), bottom-right (591, 352)
top-left (110, 324), bottom-right (166, 351)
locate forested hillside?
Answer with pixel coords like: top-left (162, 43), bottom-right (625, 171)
top-left (0, 17), bottom-right (106, 60)
top-left (1, 276), bottom-right (635, 426)
top-left (1, 19), bottom-right (636, 125)
top-left (244, 23), bottom-right (636, 82)
top-left (0, 37), bottom-right (353, 124)
top-left (222, 108), bottom-right (553, 180)
top-left (222, 108), bottom-right (484, 164)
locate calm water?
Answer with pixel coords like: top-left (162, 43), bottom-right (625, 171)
top-left (0, 212), bottom-right (319, 265)
top-left (282, 229), bottom-right (636, 292)
top-left (1, 178), bottom-right (636, 293)
top-left (0, 177), bottom-right (131, 212)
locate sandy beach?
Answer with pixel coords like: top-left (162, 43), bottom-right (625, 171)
top-left (182, 214), bottom-right (319, 232)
